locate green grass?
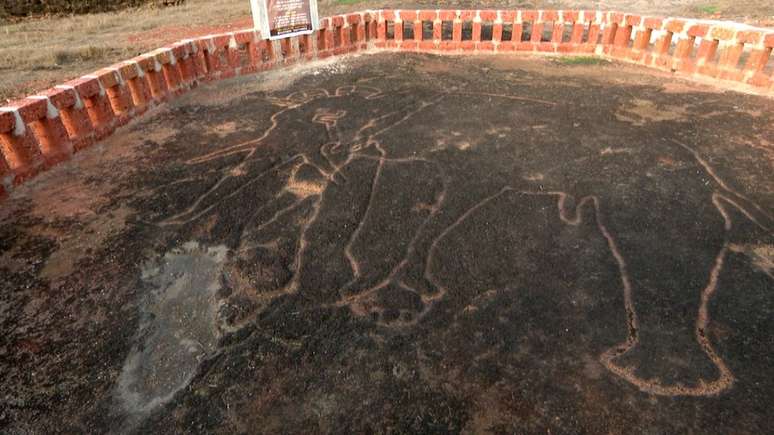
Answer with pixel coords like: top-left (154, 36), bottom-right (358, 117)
top-left (335, 0), bottom-right (364, 4)
top-left (554, 56), bottom-right (608, 66)
top-left (698, 5), bottom-right (719, 14)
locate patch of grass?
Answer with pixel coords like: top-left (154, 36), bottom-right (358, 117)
top-left (335, 0), bottom-right (364, 4)
top-left (51, 46), bottom-right (117, 66)
top-left (0, 0), bottom-right (251, 101)
top-left (698, 4), bottom-right (719, 14)
top-left (554, 56), bottom-right (608, 66)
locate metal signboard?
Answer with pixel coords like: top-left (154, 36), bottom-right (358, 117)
top-left (249, 0), bottom-right (319, 40)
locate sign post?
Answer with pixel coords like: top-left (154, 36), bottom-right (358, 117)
top-left (250, 0), bottom-right (319, 40)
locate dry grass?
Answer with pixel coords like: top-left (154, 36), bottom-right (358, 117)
top-left (0, 0), bottom-right (252, 102)
top-left (0, 0), bottom-right (770, 102)
top-left (0, 0), bottom-right (379, 102)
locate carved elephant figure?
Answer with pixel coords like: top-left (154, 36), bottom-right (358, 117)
top-left (160, 87), bottom-right (773, 397)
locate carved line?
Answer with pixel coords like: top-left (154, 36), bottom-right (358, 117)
top-left (448, 91), bottom-right (557, 106)
top-left (671, 138), bottom-right (773, 229)
top-left (600, 193), bottom-right (741, 397)
top-left (156, 86), bottom-right (772, 398)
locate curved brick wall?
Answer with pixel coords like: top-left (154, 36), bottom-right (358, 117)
top-left (1, 9), bottom-right (772, 198)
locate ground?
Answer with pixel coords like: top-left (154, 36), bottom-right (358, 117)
top-left (1, 0), bottom-right (773, 102)
top-left (1, 52), bottom-right (774, 434)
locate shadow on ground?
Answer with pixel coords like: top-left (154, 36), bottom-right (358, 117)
top-left (1, 52), bottom-right (773, 434)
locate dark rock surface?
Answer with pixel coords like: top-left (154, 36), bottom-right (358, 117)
top-left (1, 52), bottom-right (773, 434)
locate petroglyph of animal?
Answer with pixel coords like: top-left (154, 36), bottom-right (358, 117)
top-left (158, 86), bottom-right (774, 398)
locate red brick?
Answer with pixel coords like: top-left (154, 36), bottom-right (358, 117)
top-left (114, 62), bottom-right (138, 81)
top-left (522, 10), bottom-right (539, 22)
top-left (498, 41), bottom-right (515, 51)
top-left (743, 49), bottom-right (770, 72)
top-left (717, 69), bottom-right (744, 82)
top-left (717, 44), bottom-right (743, 67)
top-left (153, 48), bottom-right (174, 65)
top-left (7, 98), bottom-right (47, 122)
top-left (570, 23), bottom-right (584, 43)
top-left (695, 39), bottom-right (718, 62)
top-left (541, 10), bottom-right (558, 21)
top-left (665, 19), bottom-right (685, 33)
top-left (401, 11), bottom-right (417, 21)
top-left (167, 43), bottom-right (188, 62)
top-left (41, 87), bottom-right (76, 111)
top-left (633, 29), bottom-right (651, 50)
top-left (459, 11), bottom-right (476, 20)
top-left (460, 40), bottom-right (475, 51)
top-left (674, 37), bottom-right (695, 59)
top-left (438, 41), bottom-right (459, 51)
top-left (419, 10), bottom-right (437, 21)
top-left (0, 110), bottom-right (15, 134)
top-left (232, 30), bottom-right (254, 45)
top-left (0, 110), bottom-right (43, 179)
top-left (587, 24), bottom-right (601, 43)
top-left (551, 22), bottom-right (564, 43)
top-left (563, 11), bottom-right (579, 22)
top-left (212, 34), bottom-right (230, 48)
top-left (134, 56), bottom-right (157, 73)
top-left (687, 24), bottom-right (709, 38)
top-left (453, 20), bottom-right (462, 41)
top-left (0, 156), bottom-right (10, 192)
top-left (419, 41), bottom-right (436, 50)
top-left (92, 68), bottom-right (121, 89)
top-left (23, 98), bottom-right (72, 165)
top-left (401, 40), bottom-right (418, 51)
top-left (709, 26), bottom-right (735, 41)
top-left (748, 71), bottom-right (772, 87)
top-left (439, 10), bottom-right (456, 21)
top-left (613, 26), bottom-right (633, 47)
top-left (433, 21), bottom-right (442, 40)
top-left (493, 22), bottom-right (503, 41)
top-left (557, 44), bottom-right (577, 53)
top-left (625, 15), bottom-right (642, 26)
top-left (478, 41), bottom-right (495, 51)
top-left (698, 63), bottom-right (719, 78)
top-left (582, 10), bottom-right (600, 23)
top-left (479, 10), bottom-right (498, 21)
top-left (472, 21), bottom-right (482, 41)
top-left (644, 18), bottom-right (663, 29)
top-left (500, 11), bottom-right (516, 22)
top-left (512, 23), bottom-right (523, 41)
top-left (736, 31), bottom-right (762, 45)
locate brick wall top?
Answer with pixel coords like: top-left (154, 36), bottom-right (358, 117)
top-left (0, 9), bottom-right (771, 198)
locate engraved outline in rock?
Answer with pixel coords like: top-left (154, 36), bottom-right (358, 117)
top-left (154, 87), bottom-right (772, 398)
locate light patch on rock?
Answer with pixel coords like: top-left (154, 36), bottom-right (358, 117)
top-left (615, 98), bottom-right (688, 126)
top-left (116, 241), bottom-right (228, 420)
top-left (731, 243), bottom-right (774, 279)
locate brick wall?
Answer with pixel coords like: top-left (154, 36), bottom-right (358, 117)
top-left (1, 9), bottom-right (772, 198)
